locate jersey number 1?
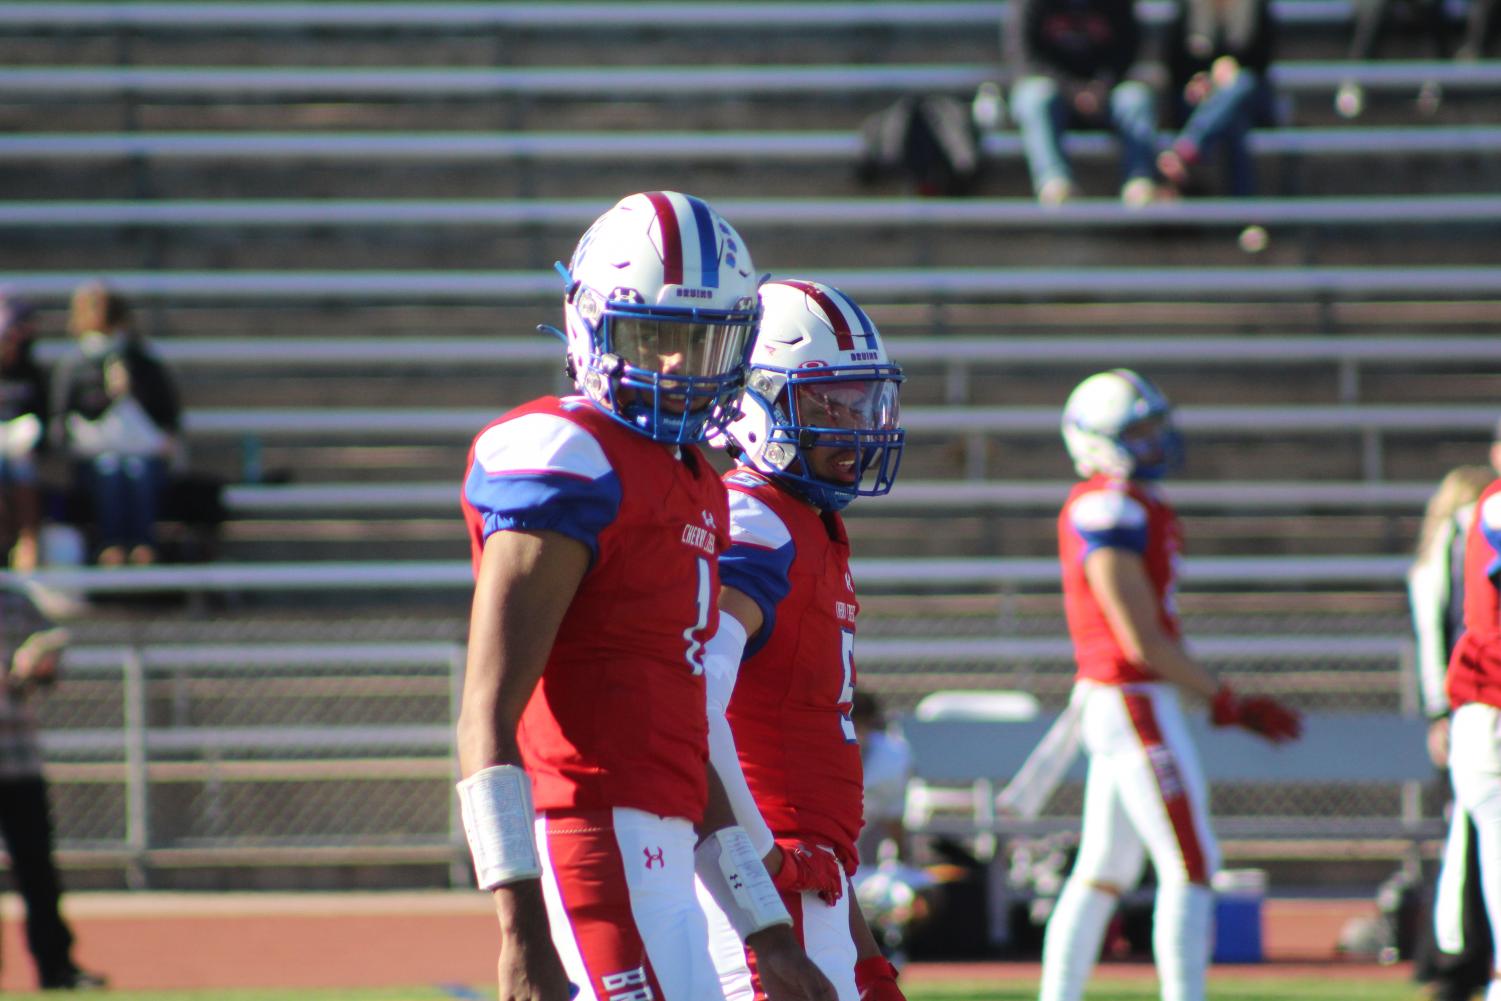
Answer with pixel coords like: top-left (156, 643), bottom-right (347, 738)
top-left (683, 557), bottom-right (711, 676)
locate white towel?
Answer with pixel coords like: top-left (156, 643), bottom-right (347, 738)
top-left (67, 397), bottom-right (167, 458)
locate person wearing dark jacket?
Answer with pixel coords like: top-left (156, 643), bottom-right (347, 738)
top-left (50, 282), bottom-right (181, 567)
top-left (0, 581), bottom-right (107, 991)
top-left (1005, 0), bottom-right (1160, 206)
top-left (1156, 0), bottom-right (1276, 198)
top-left (0, 295), bottom-right (48, 572)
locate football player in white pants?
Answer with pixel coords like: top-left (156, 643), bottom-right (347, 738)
top-left (1443, 471), bottom-right (1501, 1000)
top-left (455, 192), bottom-right (834, 1001)
top-left (698, 280), bottom-right (909, 1001)
top-left (1039, 370), bottom-right (1301, 1001)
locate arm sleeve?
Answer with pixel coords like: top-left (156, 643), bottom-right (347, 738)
top-left (133, 350), bottom-right (182, 434)
top-left (1066, 488), bottom-right (1150, 557)
top-left (463, 413), bottom-right (622, 562)
top-left (1407, 534), bottom-right (1453, 719)
top-left (1479, 493), bottom-right (1501, 581)
top-left (703, 612), bottom-right (775, 857)
top-left (0, 586), bottom-right (51, 671)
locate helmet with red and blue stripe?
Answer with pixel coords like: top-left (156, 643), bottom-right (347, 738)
top-left (560, 191), bottom-right (760, 445)
top-left (723, 279), bottom-right (904, 511)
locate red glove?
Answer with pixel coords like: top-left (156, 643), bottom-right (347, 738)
top-left (1211, 685), bottom-right (1302, 744)
top-left (854, 956), bottom-right (905, 1001)
top-left (771, 838), bottom-right (844, 905)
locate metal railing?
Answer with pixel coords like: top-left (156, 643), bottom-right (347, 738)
top-left (3, 61), bottom-right (1499, 98)
top-left (48, 642), bottom-right (464, 887)
top-left (3, 125), bottom-right (1500, 163)
top-left (3, 266), bottom-right (1499, 302)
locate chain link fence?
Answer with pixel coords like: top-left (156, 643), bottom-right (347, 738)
top-left (33, 583), bottom-right (1424, 885)
top-left (42, 642), bottom-right (463, 888)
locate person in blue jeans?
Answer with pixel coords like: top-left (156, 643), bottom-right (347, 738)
top-left (51, 283), bottom-right (181, 567)
top-left (1156, 0), bottom-right (1277, 198)
top-left (1005, 0), bottom-right (1160, 207)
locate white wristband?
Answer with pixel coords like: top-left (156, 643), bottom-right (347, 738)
top-left (694, 826), bottom-right (791, 939)
top-left (456, 764), bottom-right (541, 889)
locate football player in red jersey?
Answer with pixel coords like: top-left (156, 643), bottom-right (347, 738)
top-left (697, 280), bottom-right (908, 1001)
top-left (1038, 370), bottom-right (1300, 1001)
top-left (1442, 462), bottom-right (1501, 1001)
top-left (456, 193), bottom-right (835, 1001)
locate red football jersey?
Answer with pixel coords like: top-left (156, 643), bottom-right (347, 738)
top-left (462, 396), bottom-right (730, 822)
top-left (719, 469), bottom-right (865, 873)
top-left (1059, 474), bottom-right (1183, 685)
top-left (1448, 477), bottom-right (1501, 710)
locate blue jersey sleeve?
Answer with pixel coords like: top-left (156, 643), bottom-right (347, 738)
top-left (1067, 488), bottom-right (1149, 557)
top-left (1480, 493), bottom-right (1501, 580)
top-left (718, 491), bottom-right (796, 657)
top-left (464, 412), bottom-right (621, 560)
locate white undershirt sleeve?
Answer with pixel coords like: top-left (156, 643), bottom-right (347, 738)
top-left (1408, 518), bottom-right (1458, 719)
top-left (703, 611), bottom-right (775, 857)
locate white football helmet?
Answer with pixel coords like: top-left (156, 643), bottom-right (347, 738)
top-left (724, 280), bottom-right (904, 511)
top-left (1061, 369), bottom-right (1183, 480)
top-left (559, 191), bottom-right (760, 444)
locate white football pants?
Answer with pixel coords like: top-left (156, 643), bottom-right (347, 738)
top-left (1039, 682), bottom-right (1219, 1001)
top-left (537, 807), bottom-right (726, 1001)
top-left (700, 867), bottom-right (858, 1001)
top-left (1446, 702), bottom-right (1501, 987)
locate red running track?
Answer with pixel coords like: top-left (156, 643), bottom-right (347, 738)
top-left (0, 892), bottom-right (1402, 992)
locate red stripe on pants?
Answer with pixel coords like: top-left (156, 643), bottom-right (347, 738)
top-left (544, 809), bottom-right (668, 1000)
top-left (1121, 693), bottom-right (1209, 883)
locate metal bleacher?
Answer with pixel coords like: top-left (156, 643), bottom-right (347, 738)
top-left (2, 1), bottom-right (1498, 885)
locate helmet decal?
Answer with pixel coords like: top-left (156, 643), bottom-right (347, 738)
top-left (779, 279), bottom-right (880, 355)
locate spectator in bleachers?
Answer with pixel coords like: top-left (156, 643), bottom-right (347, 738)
top-left (1410, 463), bottom-right (1496, 1001)
top-left (1335, 0), bottom-right (1452, 118)
top-left (0, 295), bottom-right (48, 572)
top-left (50, 282), bottom-right (181, 568)
top-left (0, 580), bottom-right (107, 991)
top-left (1335, 0), bottom-right (1500, 118)
top-left (1156, 0), bottom-right (1277, 198)
top-left (1005, 0), bottom-right (1161, 207)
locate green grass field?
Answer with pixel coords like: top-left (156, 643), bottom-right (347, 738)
top-left (904, 977), bottom-right (1427, 1000)
top-left (1, 975), bottom-right (1424, 1001)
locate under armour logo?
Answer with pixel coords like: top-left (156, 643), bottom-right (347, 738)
top-left (844, 571), bottom-right (854, 591)
top-left (701, 509), bottom-right (717, 531)
top-left (643, 846), bottom-right (665, 870)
